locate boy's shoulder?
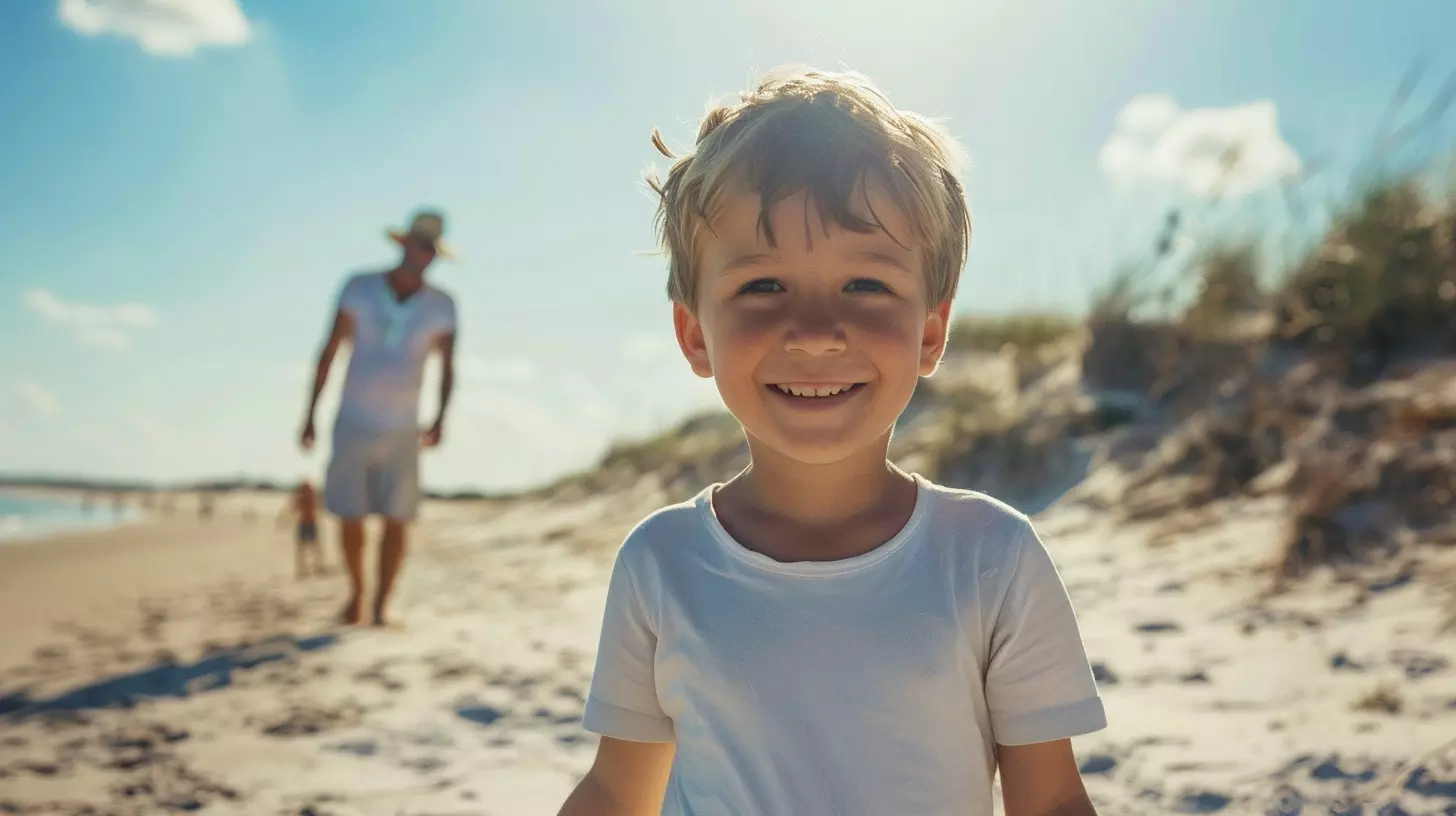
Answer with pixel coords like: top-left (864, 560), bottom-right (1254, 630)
top-left (917, 476), bottom-right (1028, 523)
top-left (614, 489), bottom-right (713, 564)
top-left (914, 476), bottom-right (1036, 561)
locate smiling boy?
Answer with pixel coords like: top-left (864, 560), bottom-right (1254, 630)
top-left (558, 67), bottom-right (1106, 816)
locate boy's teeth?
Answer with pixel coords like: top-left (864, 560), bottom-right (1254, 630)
top-left (775, 383), bottom-right (854, 397)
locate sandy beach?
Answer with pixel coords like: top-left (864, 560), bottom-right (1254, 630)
top-left (1, 476), bottom-right (1453, 815)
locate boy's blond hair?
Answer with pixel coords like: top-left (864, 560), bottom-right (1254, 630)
top-left (648, 66), bottom-right (971, 309)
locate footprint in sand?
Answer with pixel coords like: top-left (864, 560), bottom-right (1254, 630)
top-left (1389, 649), bottom-right (1449, 681)
top-left (329, 739), bottom-right (379, 757)
top-left (1405, 766), bottom-right (1456, 798)
top-left (456, 703), bottom-right (505, 727)
top-left (554, 684), bottom-right (587, 704)
top-left (261, 703), bottom-right (363, 738)
top-left (533, 707), bottom-right (581, 726)
top-left (1173, 790), bottom-right (1232, 813)
top-left (109, 757), bottom-right (239, 811)
top-left (1310, 755), bottom-right (1377, 783)
top-left (353, 662), bottom-right (407, 692)
top-left (426, 655), bottom-right (487, 685)
top-left (16, 760), bottom-right (62, 776)
top-left (1263, 785), bottom-right (1305, 816)
top-left (400, 755), bottom-right (447, 774)
top-left (1134, 620), bottom-right (1182, 634)
top-left (1330, 651), bottom-right (1366, 671)
top-left (1091, 661), bottom-right (1119, 686)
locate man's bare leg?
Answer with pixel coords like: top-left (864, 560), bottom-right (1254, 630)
top-left (339, 519), bottom-right (367, 624)
top-left (373, 519), bottom-right (408, 626)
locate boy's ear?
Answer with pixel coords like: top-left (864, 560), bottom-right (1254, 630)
top-left (918, 300), bottom-right (953, 377)
top-left (673, 301), bottom-right (714, 378)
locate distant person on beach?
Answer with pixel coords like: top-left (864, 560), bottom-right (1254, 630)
top-left (281, 479), bottom-right (325, 579)
top-left (558, 68), bottom-right (1105, 816)
top-left (197, 492), bottom-right (214, 522)
top-left (298, 209), bottom-right (457, 627)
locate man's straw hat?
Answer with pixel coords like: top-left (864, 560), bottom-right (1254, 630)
top-left (387, 210), bottom-right (453, 259)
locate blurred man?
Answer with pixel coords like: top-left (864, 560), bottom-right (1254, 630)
top-left (299, 209), bottom-right (458, 626)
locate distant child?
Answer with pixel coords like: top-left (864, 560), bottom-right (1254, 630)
top-left (557, 67), bottom-right (1106, 816)
top-left (285, 479), bottom-right (325, 579)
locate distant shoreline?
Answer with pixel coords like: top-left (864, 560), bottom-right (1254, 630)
top-left (0, 477), bottom-right (283, 495)
top-left (0, 489), bottom-right (149, 545)
top-left (0, 476), bottom-right (512, 503)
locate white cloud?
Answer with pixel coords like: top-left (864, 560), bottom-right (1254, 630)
top-left (457, 355), bottom-right (539, 383)
top-left (23, 288), bottom-right (158, 350)
top-left (130, 413), bottom-right (171, 445)
top-left (620, 332), bottom-right (679, 364)
top-left (561, 375), bottom-right (615, 425)
top-left (58, 0), bottom-right (252, 57)
top-left (1099, 94), bottom-right (1301, 198)
top-left (15, 380), bottom-right (59, 418)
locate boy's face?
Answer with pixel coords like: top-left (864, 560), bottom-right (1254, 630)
top-left (674, 185), bottom-right (951, 466)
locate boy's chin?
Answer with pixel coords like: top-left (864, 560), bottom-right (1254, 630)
top-left (748, 426), bottom-right (893, 467)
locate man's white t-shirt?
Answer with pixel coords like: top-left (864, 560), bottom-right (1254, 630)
top-left (582, 474), bottom-right (1106, 815)
top-left (334, 272), bottom-right (456, 432)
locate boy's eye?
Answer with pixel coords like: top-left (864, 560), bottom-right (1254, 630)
top-left (845, 278), bottom-right (892, 293)
top-left (738, 279), bottom-right (785, 295)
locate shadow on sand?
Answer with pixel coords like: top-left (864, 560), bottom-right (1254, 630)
top-left (0, 633), bottom-right (339, 719)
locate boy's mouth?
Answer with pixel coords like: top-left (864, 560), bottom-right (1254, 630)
top-left (768, 382), bottom-right (866, 399)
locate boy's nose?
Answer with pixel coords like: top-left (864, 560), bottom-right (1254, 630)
top-left (782, 307), bottom-right (847, 356)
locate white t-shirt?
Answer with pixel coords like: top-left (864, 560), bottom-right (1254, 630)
top-left (582, 474), bottom-right (1106, 816)
top-left (334, 272), bottom-right (456, 432)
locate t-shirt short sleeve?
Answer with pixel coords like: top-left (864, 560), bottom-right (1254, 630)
top-left (336, 274), bottom-right (370, 319)
top-left (581, 552), bottom-right (675, 743)
top-left (985, 520), bottom-right (1106, 746)
top-left (437, 293), bottom-right (458, 337)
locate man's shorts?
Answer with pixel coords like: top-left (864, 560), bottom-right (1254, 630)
top-left (324, 424), bottom-right (422, 521)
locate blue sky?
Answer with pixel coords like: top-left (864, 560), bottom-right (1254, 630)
top-left (1, 0), bottom-right (1454, 491)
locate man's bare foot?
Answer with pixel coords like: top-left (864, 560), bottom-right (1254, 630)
top-left (340, 597), bottom-right (363, 625)
top-left (371, 601), bottom-right (403, 628)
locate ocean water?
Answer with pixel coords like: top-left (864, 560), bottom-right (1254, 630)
top-left (0, 491), bottom-right (144, 542)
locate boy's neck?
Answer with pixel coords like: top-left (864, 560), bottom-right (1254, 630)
top-left (728, 433), bottom-right (911, 530)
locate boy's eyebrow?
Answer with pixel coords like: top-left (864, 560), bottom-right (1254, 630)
top-left (848, 250), bottom-right (916, 273)
top-left (716, 250), bottom-right (916, 275)
top-left (718, 252), bottom-right (776, 274)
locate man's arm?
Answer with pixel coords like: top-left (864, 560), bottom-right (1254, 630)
top-left (557, 737), bottom-right (675, 816)
top-left (300, 309), bottom-right (354, 450)
top-left (423, 331), bottom-right (455, 447)
top-left (998, 739), bottom-right (1098, 816)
